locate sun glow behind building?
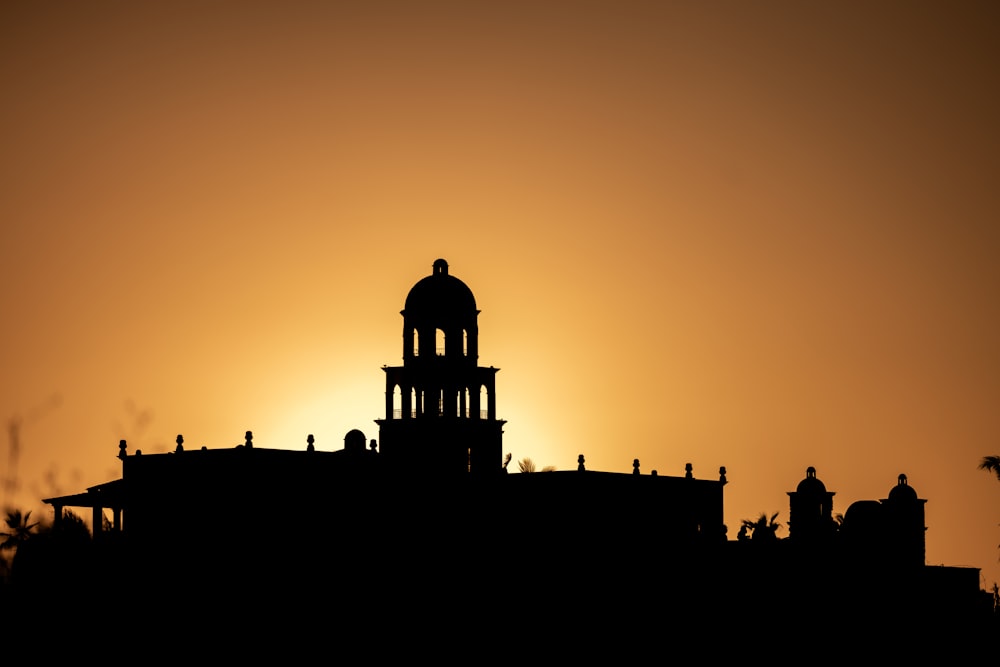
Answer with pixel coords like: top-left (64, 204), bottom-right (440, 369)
top-left (1, 2), bottom-right (998, 590)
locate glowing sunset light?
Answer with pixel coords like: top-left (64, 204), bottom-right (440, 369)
top-left (1, 1), bottom-right (998, 594)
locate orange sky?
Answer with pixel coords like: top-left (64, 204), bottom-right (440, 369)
top-left (2, 2), bottom-right (999, 589)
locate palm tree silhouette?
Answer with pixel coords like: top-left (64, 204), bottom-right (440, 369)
top-left (741, 512), bottom-right (781, 542)
top-left (980, 456), bottom-right (1000, 558)
top-left (517, 457), bottom-right (555, 473)
top-left (979, 455), bottom-right (1000, 481)
top-left (0, 509), bottom-right (39, 552)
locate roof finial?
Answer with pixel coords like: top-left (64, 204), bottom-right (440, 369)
top-left (307, 434), bottom-right (315, 452)
top-left (245, 431), bottom-right (253, 449)
top-left (175, 434), bottom-right (184, 453)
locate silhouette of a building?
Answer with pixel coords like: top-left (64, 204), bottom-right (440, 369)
top-left (32, 258), bottom-right (993, 640)
top-left (787, 465), bottom-right (836, 543)
top-left (376, 258), bottom-right (504, 476)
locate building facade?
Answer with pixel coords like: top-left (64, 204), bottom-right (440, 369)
top-left (29, 259), bottom-right (991, 639)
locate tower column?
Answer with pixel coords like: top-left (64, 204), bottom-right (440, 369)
top-left (401, 383), bottom-right (411, 419)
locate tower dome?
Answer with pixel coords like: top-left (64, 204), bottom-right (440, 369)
top-left (403, 259), bottom-right (477, 317)
top-left (398, 258), bottom-right (481, 362)
top-left (887, 473), bottom-right (918, 502)
top-left (796, 466), bottom-right (828, 494)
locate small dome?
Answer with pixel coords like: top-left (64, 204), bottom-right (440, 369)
top-left (403, 259), bottom-right (477, 316)
top-left (344, 429), bottom-right (366, 452)
top-left (844, 500), bottom-right (882, 526)
top-left (888, 473), bottom-right (918, 502)
top-left (796, 466), bottom-right (827, 494)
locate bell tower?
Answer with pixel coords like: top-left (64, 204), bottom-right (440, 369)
top-left (376, 259), bottom-right (504, 476)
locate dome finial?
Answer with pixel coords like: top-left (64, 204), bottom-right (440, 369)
top-left (433, 258), bottom-right (448, 275)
